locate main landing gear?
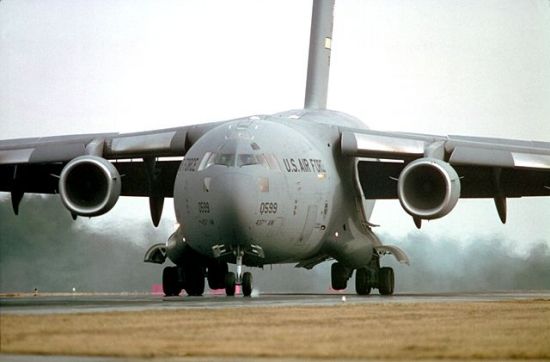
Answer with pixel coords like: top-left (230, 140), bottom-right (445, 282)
top-left (224, 248), bottom-right (253, 297)
top-left (331, 256), bottom-right (395, 296)
top-left (162, 266), bottom-right (181, 296)
top-left (162, 260), bottom-right (207, 297)
top-left (162, 249), bottom-right (253, 297)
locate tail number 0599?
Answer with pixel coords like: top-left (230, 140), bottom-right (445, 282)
top-left (260, 202), bottom-right (278, 215)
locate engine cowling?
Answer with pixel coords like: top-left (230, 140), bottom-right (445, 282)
top-left (397, 158), bottom-right (460, 220)
top-left (59, 156), bottom-right (121, 217)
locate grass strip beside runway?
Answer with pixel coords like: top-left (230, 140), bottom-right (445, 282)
top-left (1, 300), bottom-right (549, 360)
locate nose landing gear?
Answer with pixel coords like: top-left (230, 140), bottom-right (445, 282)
top-left (224, 247), bottom-right (253, 297)
top-left (242, 271), bottom-right (253, 297)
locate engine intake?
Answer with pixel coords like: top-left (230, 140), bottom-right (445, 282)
top-left (59, 156), bottom-right (121, 217)
top-left (397, 158), bottom-right (460, 220)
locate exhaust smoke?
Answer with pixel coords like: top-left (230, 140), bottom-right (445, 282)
top-left (1, 196), bottom-right (548, 293)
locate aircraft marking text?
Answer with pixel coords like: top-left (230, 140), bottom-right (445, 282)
top-left (259, 202), bottom-right (278, 215)
top-left (282, 158), bottom-right (326, 173)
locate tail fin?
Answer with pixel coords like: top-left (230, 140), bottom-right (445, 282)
top-left (304, 0), bottom-right (335, 110)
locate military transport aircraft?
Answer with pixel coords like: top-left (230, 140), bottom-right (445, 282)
top-left (1, 0), bottom-right (549, 297)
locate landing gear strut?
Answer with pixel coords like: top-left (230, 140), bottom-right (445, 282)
top-left (224, 247), bottom-right (253, 297)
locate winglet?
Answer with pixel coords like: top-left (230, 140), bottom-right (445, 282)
top-left (304, 0), bottom-right (335, 110)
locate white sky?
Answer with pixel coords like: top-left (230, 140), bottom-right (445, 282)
top-left (0, 0), bottom-right (549, 250)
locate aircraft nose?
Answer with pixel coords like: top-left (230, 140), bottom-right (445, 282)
top-left (211, 172), bottom-right (257, 243)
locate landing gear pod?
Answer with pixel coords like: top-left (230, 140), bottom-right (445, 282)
top-left (397, 158), bottom-right (461, 220)
top-left (59, 156), bottom-right (121, 217)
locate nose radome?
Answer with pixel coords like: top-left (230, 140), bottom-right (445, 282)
top-left (212, 172), bottom-right (257, 243)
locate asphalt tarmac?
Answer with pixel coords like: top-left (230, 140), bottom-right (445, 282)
top-left (1, 290), bottom-right (549, 315)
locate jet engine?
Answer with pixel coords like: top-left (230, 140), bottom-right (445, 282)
top-left (59, 156), bottom-right (121, 217)
top-left (397, 158), bottom-right (460, 220)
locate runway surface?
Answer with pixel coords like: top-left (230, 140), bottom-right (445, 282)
top-left (1, 290), bottom-right (549, 315)
top-left (0, 291), bottom-right (550, 362)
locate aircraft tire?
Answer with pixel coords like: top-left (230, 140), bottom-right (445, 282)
top-left (225, 272), bottom-right (236, 296)
top-left (331, 262), bottom-right (349, 290)
top-left (378, 267), bottom-right (395, 296)
top-left (242, 272), bottom-right (253, 297)
top-left (355, 268), bottom-right (371, 295)
top-left (162, 266), bottom-right (181, 296)
top-left (185, 264), bottom-right (205, 296)
top-left (207, 261), bottom-right (228, 290)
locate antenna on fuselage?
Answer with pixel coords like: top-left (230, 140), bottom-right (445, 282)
top-left (304, 0), bottom-right (335, 110)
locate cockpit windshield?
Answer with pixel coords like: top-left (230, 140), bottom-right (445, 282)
top-left (237, 154), bottom-right (258, 167)
top-left (197, 139), bottom-right (280, 171)
top-left (214, 153), bottom-right (235, 167)
top-left (198, 151), bottom-right (280, 171)
top-left (199, 152), bottom-right (235, 169)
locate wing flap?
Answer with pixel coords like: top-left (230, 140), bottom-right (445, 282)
top-left (0, 149), bottom-right (35, 164)
top-left (446, 137), bottom-right (550, 170)
top-left (449, 146), bottom-right (550, 169)
top-left (449, 146), bottom-right (516, 168)
top-left (0, 121), bottom-right (224, 202)
top-left (0, 133), bottom-right (115, 165)
top-left (105, 129), bottom-right (187, 158)
top-left (29, 143), bottom-right (87, 163)
top-left (349, 128), bottom-right (550, 200)
top-left (341, 131), bottom-right (426, 159)
top-left (0, 121), bottom-right (224, 166)
top-left (342, 129), bottom-right (550, 170)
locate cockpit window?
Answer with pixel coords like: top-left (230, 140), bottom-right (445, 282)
top-left (198, 151), bottom-right (281, 171)
top-left (198, 152), bottom-right (213, 171)
top-left (198, 152), bottom-right (235, 170)
top-left (214, 153), bottom-right (235, 167)
top-left (238, 154), bottom-right (258, 167)
top-left (263, 154), bottom-right (281, 171)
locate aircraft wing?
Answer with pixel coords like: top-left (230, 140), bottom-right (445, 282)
top-left (341, 128), bottom-right (550, 209)
top-left (0, 122), bottom-right (221, 199)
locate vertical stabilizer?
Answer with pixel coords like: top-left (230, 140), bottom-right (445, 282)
top-left (304, 0), bottom-right (335, 110)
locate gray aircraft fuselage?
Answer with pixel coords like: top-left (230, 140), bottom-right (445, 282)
top-left (171, 109), bottom-right (376, 268)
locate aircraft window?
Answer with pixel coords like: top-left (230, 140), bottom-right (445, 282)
top-left (198, 152), bottom-right (215, 171)
top-left (199, 152), bottom-right (279, 170)
top-left (199, 152), bottom-right (236, 169)
top-left (238, 154), bottom-right (258, 167)
top-left (214, 153), bottom-right (235, 167)
top-left (264, 154), bottom-right (281, 171)
top-left (256, 154), bottom-right (269, 169)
